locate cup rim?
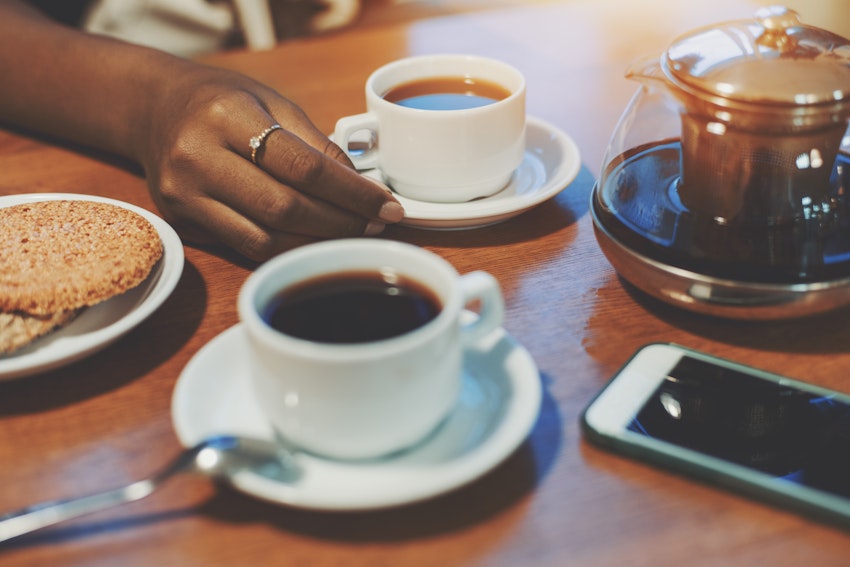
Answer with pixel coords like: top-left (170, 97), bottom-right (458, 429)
top-left (238, 239), bottom-right (463, 359)
top-left (365, 53), bottom-right (526, 114)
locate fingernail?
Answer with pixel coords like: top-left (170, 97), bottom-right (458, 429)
top-left (378, 201), bottom-right (405, 223)
top-left (364, 221), bottom-right (386, 236)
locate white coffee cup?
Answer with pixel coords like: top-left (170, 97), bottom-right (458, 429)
top-left (334, 54), bottom-right (526, 203)
top-left (238, 238), bottom-right (504, 460)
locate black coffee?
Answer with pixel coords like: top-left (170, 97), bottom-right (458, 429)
top-left (262, 270), bottom-right (441, 343)
top-left (382, 76), bottom-right (511, 111)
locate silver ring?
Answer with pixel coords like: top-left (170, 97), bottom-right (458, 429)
top-left (249, 124), bottom-right (282, 164)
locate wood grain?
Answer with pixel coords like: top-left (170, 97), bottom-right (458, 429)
top-left (1, 1), bottom-right (849, 565)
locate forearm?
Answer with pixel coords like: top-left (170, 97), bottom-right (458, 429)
top-left (0, 0), bottom-right (191, 161)
top-left (0, 0), bottom-right (404, 261)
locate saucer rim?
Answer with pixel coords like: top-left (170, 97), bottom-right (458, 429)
top-left (171, 320), bottom-right (542, 511)
top-left (0, 193), bottom-right (184, 380)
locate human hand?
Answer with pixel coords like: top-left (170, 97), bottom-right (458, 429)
top-left (137, 63), bottom-right (403, 261)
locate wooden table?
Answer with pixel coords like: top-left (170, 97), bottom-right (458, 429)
top-left (2, 1), bottom-right (849, 564)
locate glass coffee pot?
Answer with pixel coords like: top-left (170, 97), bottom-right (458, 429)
top-left (592, 6), bottom-right (850, 318)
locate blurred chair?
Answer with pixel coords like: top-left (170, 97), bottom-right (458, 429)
top-left (234, 0), bottom-right (276, 50)
top-left (83, 0), bottom-right (360, 56)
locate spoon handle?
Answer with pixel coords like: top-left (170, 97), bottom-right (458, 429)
top-left (0, 479), bottom-right (156, 543)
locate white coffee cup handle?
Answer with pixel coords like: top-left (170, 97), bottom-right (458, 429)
top-left (458, 271), bottom-right (505, 346)
top-left (333, 113), bottom-right (379, 170)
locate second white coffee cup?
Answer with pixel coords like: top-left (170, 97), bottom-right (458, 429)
top-left (238, 239), bottom-right (504, 460)
top-left (334, 54), bottom-right (526, 203)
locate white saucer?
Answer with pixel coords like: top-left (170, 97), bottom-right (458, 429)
top-left (0, 193), bottom-right (184, 381)
top-left (171, 321), bottom-right (542, 511)
top-left (360, 116), bottom-right (581, 230)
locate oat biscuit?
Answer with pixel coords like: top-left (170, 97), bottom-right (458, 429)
top-left (0, 199), bottom-right (164, 316)
top-left (0, 309), bottom-right (80, 354)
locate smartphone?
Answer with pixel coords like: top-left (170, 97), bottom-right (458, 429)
top-left (582, 343), bottom-right (850, 527)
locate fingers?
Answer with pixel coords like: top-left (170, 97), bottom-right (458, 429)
top-left (241, 110), bottom-right (404, 224)
top-left (149, 80), bottom-right (406, 260)
top-left (180, 195), bottom-right (320, 261)
top-left (215, 149), bottom-right (388, 238)
top-left (165, 147), bottom-right (387, 260)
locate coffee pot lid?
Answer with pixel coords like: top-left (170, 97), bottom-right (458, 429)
top-left (663, 6), bottom-right (850, 105)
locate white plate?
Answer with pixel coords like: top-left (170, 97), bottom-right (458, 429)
top-left (359, 116), bottom-right (581, 230)
top-left (0, 193), bottom-right (184, 380)
top-left (171, 321), bottom-right (542, 511)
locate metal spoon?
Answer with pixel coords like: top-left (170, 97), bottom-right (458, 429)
top-left (0, 435), bottom-right (299, 543)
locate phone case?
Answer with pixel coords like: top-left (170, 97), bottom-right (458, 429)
top-left (581, 343), bottom-right (850, 529)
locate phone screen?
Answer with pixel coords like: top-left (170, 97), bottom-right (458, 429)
top-left (629, 355), bottom-right (850, 499)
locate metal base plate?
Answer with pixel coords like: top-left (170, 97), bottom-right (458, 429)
top-left (591, 196), bottom-right (850, 320)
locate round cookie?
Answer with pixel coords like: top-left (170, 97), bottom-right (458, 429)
top-left (0, 199), bottom-right (164, 315)
top-left (0, 309), bottom-right (80, 354)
